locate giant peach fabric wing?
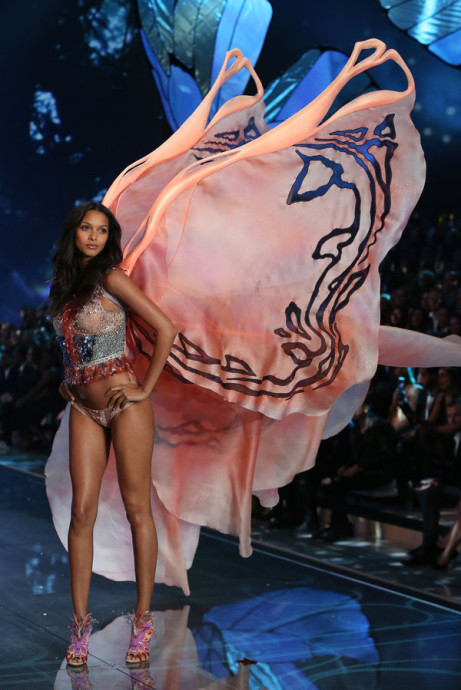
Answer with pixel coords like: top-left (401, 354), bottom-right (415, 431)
top-left (108, 40), bottom-right (426, 424)
top-left (47, 40), bottom-right (460, 594)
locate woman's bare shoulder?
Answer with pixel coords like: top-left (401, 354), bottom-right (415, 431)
top-left (103, 267), bottom-right (132, 292)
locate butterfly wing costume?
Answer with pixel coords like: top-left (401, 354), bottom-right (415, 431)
top-left (46, 40), bottom-right (461, 594)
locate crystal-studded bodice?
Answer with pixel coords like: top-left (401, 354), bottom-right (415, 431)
top-left (54, 286), bottom-right (133, 385)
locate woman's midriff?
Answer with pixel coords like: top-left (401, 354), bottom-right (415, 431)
top-left (71, 370), bottom-right (137, 409)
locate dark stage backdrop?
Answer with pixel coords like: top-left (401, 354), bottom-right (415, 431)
top-left (1, 0), bottom-right (460, 321)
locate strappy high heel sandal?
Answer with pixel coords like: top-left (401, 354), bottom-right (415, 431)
top-left (66, 613), bottom-right (94, 667)
top-left (125, 611), bottom-right (154, 665)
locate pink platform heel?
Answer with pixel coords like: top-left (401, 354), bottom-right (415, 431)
top-left (125, 611), bottom-right (154, 665)
top-left (66, 613), bottom-right (94, 667)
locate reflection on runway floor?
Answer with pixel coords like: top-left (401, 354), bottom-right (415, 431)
top-left (2, 467), bottom-right (461, 689)
top-left (54, 587), bottom-right (378, 689)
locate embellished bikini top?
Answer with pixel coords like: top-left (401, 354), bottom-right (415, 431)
top-left (54, 284), bottom-right (133, 385)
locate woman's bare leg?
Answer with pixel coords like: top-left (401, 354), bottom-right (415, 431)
top-left (68, 407), bottom-right (110, 618)
top-left (111, 399), bottom-right (157, 613)
top-left (439, 501), bottom-right (461, 566)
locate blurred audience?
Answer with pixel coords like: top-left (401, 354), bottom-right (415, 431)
top-left (404, 400), bottom-right (461, 565)
top-left (0, 303), bottom-right (64, 452)
top-left (317, 404), bottom-right (396, 541)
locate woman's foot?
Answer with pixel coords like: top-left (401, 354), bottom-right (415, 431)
top-left (126, 611), bottom-right (154, 665)
top-left (66, 613), bottom-right (94, 667)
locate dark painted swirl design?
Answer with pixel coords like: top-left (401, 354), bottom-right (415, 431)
top-left (192, 116), bottom-right (263, 157)
top-left (130, 114), bottom-right (397, 399)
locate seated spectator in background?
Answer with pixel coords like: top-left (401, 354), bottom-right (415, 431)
top-left (405, 400), bottom-right (461, 566)
top-left (18, 345), bottom-right (42, 397)
top-left (317, 403), bottom-right (396, 542)
top-left (33, 305), bottom-right (47, 328)
top-left (294, 426), bottom-right (351, 536)
top-left (408, 368), bottom-right (460, 487)
top-left (407, 269), bottom-right (435, 310)
top-left (367, 365), bottom-right (394, 419)
top-left (427, 368), bottom-right (460, 429)
top-left (424, 289), bottom-right (443, 332)
top-left (449, 312), bottom-right (461, 336)
top-left (0, 345), bottom-right (27, 446)
top-left (8, 329), bottom-right (21, 353)
top-left (442, 270), bottom-right (460, 309)
top-left (419, 268), bottom-right (436, 293)
top-left (389, 306), bottom-right (407, 329)
top-left (389, 367), bottom-right (422, 435)
top-left (390, 287), bottom-right (408, 311)
top-left (33, 305), bottom-right (52, 337)
top-left (416, 368), bottom-right (439, 423)
top-left (389, 368), bottom-right (423, 499)
top-left (408, 307), bottom-right (430, 333)
top-left (12, 347), bottom-right (63, 451)
top-left (430, 306), bottom-right (451, 337)
top-left (19, 305), bottom-right (35, 331)
top-left (422, 379), bottom-right (461, 476)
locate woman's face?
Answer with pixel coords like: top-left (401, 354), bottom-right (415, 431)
top-left (390, 307), bottom-right (403, 325)
top-left (438, 368), bottom-right (453, 391)
top-left (75, 209), bottom-right (109, 262)
top-left (450, 316), bottom-right (461, 335)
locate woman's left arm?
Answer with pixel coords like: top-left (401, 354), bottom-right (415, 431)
top-left (103, 269), bottom-right (178, 408)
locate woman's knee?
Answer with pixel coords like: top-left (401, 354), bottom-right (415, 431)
top-left (124, 502), bottom-right (153, 530)
top-left (70, 502), bottom-right (98, 531)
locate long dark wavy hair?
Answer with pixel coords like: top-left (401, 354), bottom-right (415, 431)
top-left (49, 201), bottom-right (123, 317)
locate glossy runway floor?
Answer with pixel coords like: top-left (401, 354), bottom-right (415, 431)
top-left (2, 466), bottom-right (461, 689)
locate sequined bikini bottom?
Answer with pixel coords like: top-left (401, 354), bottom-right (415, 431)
top-left (70, 397), bottom-right (134, 428)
